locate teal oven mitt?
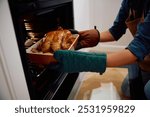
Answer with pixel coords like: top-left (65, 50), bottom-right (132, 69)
top-left (53, 50), bottom-right (107, 74)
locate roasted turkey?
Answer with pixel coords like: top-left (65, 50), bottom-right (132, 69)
top-left (37, 28), bottom-right (75, 53)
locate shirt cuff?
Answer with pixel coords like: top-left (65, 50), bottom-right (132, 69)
top-left (126, 44), bottom-right (145, 61)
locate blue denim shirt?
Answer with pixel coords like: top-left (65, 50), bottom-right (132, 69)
top-left (109, 0), bottom-right (150, 61)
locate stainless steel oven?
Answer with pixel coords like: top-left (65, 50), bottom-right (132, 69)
top-left (4, 0), bottom-right (79, 100)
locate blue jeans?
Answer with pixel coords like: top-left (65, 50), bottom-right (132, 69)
top-left (142, 71), bottom-right (150, 99)
top-left (121, 63), bottom-right (150, 99)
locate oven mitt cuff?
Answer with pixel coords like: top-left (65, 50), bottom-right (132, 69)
top-left (54, 50), bottom-right (106, 74)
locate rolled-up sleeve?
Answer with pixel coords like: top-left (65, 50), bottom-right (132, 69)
top-left (109, 0), bottom-right (129, 40)
top-left (127, 10), bottom-right (150, 61)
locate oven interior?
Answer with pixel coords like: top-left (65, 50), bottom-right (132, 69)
top-left (8, 0), bottom-right (79, 100)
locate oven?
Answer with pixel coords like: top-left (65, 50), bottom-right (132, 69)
top-left (7, 0), bottom-right (79, 100)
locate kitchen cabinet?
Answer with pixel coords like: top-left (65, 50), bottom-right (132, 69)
top-left (0, 0), bottom-right (30, 99)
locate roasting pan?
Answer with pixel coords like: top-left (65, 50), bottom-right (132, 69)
top-left (26, 34), bottom-right (79, 65)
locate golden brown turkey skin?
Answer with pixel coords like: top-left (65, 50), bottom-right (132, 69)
top-left (39, 28), bottom-right (75, 53)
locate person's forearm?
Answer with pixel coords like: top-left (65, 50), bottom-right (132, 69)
top-left (106, 49), bottom-right (137, 67)
top-left (100, 31), bottom-right (116, 42)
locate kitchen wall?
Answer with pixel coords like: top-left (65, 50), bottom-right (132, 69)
top-left (73, 0), bottom-right (91, 30)
top-left (73, 0), bottom-right (133, 51)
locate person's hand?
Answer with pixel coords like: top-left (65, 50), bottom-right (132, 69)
top-left (53, 50), bottom-right (106, 74)
top-left (76, 29), bottom-right (100, 49)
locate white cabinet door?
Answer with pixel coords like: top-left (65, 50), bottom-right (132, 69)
top-left (0, 0), bottom-right (30, 99)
